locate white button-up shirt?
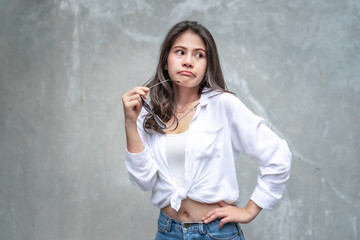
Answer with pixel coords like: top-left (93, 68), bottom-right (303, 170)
top-left (126, 89), bottom-right (292, 211)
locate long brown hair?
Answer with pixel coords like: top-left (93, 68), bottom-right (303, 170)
top-left (144, 20), bottom-right (229, 134)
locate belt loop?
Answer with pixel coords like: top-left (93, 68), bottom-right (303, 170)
top-left (235, 223), bottom-right (242, 234)
top-left (199, 222), bottom-right (206, 235)
top-left (166, 217), bottom-right (172, 232)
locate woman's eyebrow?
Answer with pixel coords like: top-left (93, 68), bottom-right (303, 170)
top-left (194, 47), bottom-right (206, 52)
top-left (173, 45), bottom-right (206, 52)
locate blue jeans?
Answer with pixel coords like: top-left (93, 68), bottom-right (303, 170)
top-left (155, 210), bottom-right (245, 240)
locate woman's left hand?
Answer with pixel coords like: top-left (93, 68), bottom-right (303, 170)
top-left (202, 200), bottom-right (262, 229)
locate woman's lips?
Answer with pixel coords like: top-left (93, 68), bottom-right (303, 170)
top-left (179, 71), bottom-right (195, 77)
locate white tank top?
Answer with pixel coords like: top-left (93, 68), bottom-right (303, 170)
top-left (164, 131), bottom-right (188, 188)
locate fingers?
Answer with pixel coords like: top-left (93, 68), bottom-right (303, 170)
top-left (202, 209), bottom-right (229, 230)
top-left (122, 86), bottom-right (150, 123)
top-left (218, 218), bottom-right (229, 230)
top-left (203, 203), bottom-right (259, 230)
top-left (122, 87), bottom-right (149, 102)
top-left (202, 208), bottom-right (225, 224)
top-left (122, 87), bottom-right (149, 108)
top-left (202, 204), bottom-right (240, 230)
top-left (202, 201), bottom-right (230, 222)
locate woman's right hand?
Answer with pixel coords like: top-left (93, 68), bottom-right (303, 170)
top-left (122, 87), bottom-right (150, 153)
top-left (122, 87), bottom-right (150, 127)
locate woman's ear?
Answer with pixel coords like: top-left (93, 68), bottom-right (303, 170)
top-left (164, 64), bottom-right (168, 70)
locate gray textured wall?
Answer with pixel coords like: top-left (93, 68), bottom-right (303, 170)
top-left (1, 0), bottom-right (359, 239)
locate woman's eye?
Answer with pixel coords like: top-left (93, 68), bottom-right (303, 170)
top-left (195, 53), bottom-right (204, 58)
top-left (176, 50), bottom-right (184, 55)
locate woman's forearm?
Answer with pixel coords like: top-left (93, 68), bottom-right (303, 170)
top-left (125, 121), bottom-right (145, 153)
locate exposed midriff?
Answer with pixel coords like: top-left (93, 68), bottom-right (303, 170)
top-left (161, 197), bottom-right (220, 222)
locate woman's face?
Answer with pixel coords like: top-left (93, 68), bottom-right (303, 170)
top-left (166, 30), bottom-right (207, 90)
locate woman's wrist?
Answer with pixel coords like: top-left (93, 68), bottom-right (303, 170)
top-left (124, 113), bottom-right (139, 130)
top-left (244, 200), bottom-right (262, 222)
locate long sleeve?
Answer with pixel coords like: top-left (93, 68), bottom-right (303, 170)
top-left (125, 112), bottom-right (159, 191)
top-left (230, 98), bottom-right (292, 210)
top-left (126, 146), bottom-right (159, 191)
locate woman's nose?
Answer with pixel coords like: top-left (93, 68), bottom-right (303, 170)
top-left (182, 54), bottom-right (193, 68)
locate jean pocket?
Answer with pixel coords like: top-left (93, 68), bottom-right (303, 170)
top-left (205, 220), bottom-right (241, 240)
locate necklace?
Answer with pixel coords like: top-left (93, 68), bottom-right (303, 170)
top-left (176, 102), bottom-right (199, 118)
top-left (167, 102), bottom-right (200, 129)
top-left (175, 100), bottom-right (196, 113)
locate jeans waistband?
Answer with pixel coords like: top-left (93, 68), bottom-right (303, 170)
top-left (159, 210), bottom-right (205, 230)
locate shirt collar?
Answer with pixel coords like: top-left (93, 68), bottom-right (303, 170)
top-left (199, 88), bottom-right (223, 107)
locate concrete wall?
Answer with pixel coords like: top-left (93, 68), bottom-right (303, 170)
top-left (1, 0), bottom-right (359, 239)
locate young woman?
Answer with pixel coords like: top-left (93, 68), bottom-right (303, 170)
top-left (122, 21), bottom-right (292, 240)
